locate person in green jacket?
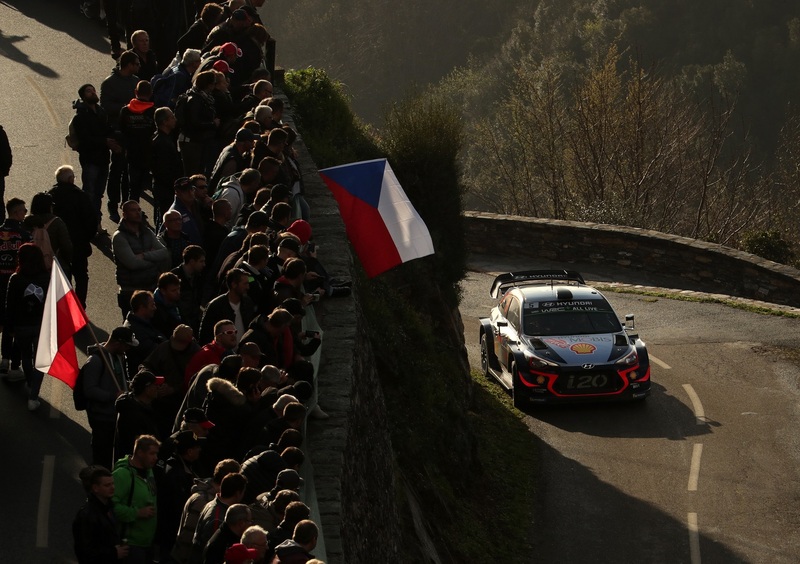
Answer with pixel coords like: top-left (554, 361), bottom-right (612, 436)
top-left (112, 434), bottom-right (160, 563)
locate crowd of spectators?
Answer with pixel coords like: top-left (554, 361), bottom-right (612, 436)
top-left (0, 2), bottom-right (346, 562)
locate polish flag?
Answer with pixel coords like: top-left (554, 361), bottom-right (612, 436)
top-left (35, 259), bottom-right (88, 388)
top-left (320, 159), bottom-right (434, 277)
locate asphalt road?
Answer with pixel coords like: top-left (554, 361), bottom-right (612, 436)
top-left (1, 2), bottom-right (165, 562)
top-left (461, 258), bottom-right (800, 563)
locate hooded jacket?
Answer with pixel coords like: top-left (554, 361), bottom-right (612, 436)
top-left (119, 98), bottom-right (156, 163)
top-left (205, 376), bottom-right (250, 461)
top-left (111, 455), bottom-right (158, 548)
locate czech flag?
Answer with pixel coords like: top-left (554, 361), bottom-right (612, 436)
top-left (320, 159), bottom-right (434, 277)
top-left (35, 259), bottom-right (88, 388)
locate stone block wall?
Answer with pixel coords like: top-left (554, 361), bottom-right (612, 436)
top-left (463, 211), bottom-right (800, 307)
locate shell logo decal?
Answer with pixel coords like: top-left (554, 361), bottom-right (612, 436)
top-left (570, 343), bottom-right (597, 354)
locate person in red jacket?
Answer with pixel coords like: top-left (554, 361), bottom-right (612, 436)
top-left (184, 319), bottom-right (238, 387)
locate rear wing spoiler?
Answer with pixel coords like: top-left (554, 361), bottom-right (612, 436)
top-left (489, 270), bottom-right (586, 298)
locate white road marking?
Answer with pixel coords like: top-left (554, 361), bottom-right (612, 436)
top-left (687, 443), bottom-right (703, 491)
top-left (649, 354), bottom-right (671, 369)
top-left (688, 512), bottom-right (701, 564)
top-left (36, 455), bottom-right (55, 548)
top-left (25, 75), bottom-right (60, 127)
top-left (682, 383), bottom-right (706, 425)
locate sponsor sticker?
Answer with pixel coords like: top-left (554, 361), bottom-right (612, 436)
top-left (570, 343), bottom-right (597, 354)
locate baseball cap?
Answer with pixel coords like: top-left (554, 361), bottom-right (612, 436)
top-left (183, 407), bottom-right (215, 429)
top-left (212, 59), bottom-right (234, 74)
top-left (110, 326), bottom-right (139, 347)
top-left (221, 42), bottom-right (243, 58)
top-left (235, 128), bottom-right (259, 143)
top-left (173, 429), bottom-right (207, 450)
top-left (130, 370), bottom-right (165, 394)
top-left (224, 543), bottom-right (259, 564)
top-left (287, 219), bottom-right (312, 245)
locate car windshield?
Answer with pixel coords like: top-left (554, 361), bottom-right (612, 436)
top-left (523, 310), bottom-right (622, 336)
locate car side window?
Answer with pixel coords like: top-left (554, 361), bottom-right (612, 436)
top-left (507, 297), bottom-right (521, 332)
top-left (500, 294), bottom-right (512, 317)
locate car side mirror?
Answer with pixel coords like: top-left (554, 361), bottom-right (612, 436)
top-left (625, 314), bottom-right (635, 330)
top-left (497, 321), bottom-right (508, 328)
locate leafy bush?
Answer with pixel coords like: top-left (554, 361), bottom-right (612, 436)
top-left (283, 68), bottom-right (382, 167)
top-left (741, 230), bottom-right (796, 264)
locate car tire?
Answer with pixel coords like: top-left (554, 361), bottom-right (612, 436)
top-left (511, 362), bottom-right (527, 410)
top-left (480, 332), bottom-right (492, 379)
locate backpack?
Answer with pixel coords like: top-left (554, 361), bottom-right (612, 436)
top-left (32, 218), bottom-right (55, 270)
top-left (65, 115), bottom-right (80, 151)
top-left (151, 67), bottom-right (181, 108)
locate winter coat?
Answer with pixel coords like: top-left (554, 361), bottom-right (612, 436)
top-left (184, 342), bottom-right (229, 388)
top-left (114, 393), bottom-right (160, 459)
top-left (151, 130), bottom-right (183, 189)
top-left (111, 455), bottom-right (158, 548)
top-left (72, 100), bottom-right (112, 165)
top-left (72, 494), bottom-right (123, 564)
top-left (142, 338), bottom-right (200, 394)
top-left (240, 449), bottom-right (287, 504)
top-left (191, 496), bottom-right (230, 563)
top-left (124, 312), bottom-right (168, 373)
top-left (100, 68), bottom-right (139, 127)
top-left (182, 88), bottom-right (217, 142)
top-left (84, 345), bottom-right (130, 422)
top-left (26, 212), bottom-right (73, 269)
top-left (48, 182), bottom-right (97, 255)
top-left (152, 288), bottom-right (183, 336)
top-left (198, 293), bottom-right (256, 346)
top-left (204, 377), bottom-right (250, 462)
top-left (169, 197), bottom-right (204, 245)
top-left (112, 221), bottom-right (170, 291)
top-left (119, 98), bottom-right (156, 164)
top-left (172, 477), bottom-right (215, 563)
top-left (203, 522), bottom-right (239, 564)
top-left (209, 144), bottom-right (248, 193)
top-left (171, 264), bottom-right (204, 333)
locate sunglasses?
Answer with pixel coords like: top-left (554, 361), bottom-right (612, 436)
top-left (220, 329), bottom-right (238, 335)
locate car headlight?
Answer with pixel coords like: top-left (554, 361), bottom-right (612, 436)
top-left (615, 349), bottom-right (639, 365)
top-left (526, 353), bottom-right (558, 369)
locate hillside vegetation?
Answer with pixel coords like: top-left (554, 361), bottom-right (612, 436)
top-left (272, 0), bottom-right (800, 262)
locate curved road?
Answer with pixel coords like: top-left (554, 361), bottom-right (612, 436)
top-left (461, 258), bottom-right (800, 563)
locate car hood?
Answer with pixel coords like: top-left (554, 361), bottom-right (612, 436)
top-left (529, 334), bottom-right (630, 365)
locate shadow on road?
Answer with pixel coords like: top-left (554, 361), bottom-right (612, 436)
top-left (1, 0), bottom-right (108, 56)
top-left (530, 430), bottom-right (749, 563)
top-left (522, 382), bottom-right (720, 440)
top-left (0, 29), bottom-right (59, 78)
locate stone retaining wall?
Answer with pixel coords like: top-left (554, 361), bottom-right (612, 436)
top-left (463, 211), bottom-right (800, 307)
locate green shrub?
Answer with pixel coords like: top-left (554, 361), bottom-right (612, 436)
top-left (283, 68), bottom-right (382, 167)
top-left (741, 230), bottom-right (796, 264)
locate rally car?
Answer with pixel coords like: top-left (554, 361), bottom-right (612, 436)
top-left (479, 270), bottom-right (650, 407)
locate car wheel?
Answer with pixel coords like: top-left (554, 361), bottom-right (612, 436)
top-left (511, 362), bottom-right (527, 410)
top-left (480, 332), bottom-right (491, 379)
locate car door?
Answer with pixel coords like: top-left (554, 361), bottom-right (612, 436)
top-left (498, 294), bottom-right (522, 377)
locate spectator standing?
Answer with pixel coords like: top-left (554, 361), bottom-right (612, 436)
top-left (204, 504), bottom-right (254, 564)
top-left (217, 168), bottom-right (261, 228)
top-left (170, 176), bottom-right (205, 245)
top-left (152, 48), bottom-right (202, 110)
top-left (172, 458), bottom-right (242, 564)
top-left (209, 129), bottom-right (258, 192)
top-left (0, 198), bottom-right (31, 382)
top-left (153, 271), bottom-right (184, 335)
top-left (123, 290), bottom-right (168, 373)
top-left (178, 4), bottom-right (224, 53)
top-left (271, 520), bottom-right (318, 564)
top-left (114, 370), bottom-right (164, 459)
top-left (172, 245), bottom-right (207, 332)
top-left (151, 108), bottom-right (183, 228)
top-left (26, 191), bottom-right (73, 271)
top-left (4, 244), bottom-right (50, 410)
top-left (112, 434), bottom-right (160, 564)
top-left (100, 51), bottom-right (141, 222)
top-left (130, 30), bottom-right (159, 81)
top-left (72, 465), bottom-right (129, 563)
top-left (49, 165), bottom-right (97, 307)
top-left (191, 472), bottom-right (248, 563)
top-left (200, 269), bottom-right (256, 344)
top-left (159, 209), bottom-right (192, 267)
top-left (72, 84), bottom-right (118, 223)
top-left (112, 200), bottom-right (170, 318)
top-left (83, 327), bottom-right (136, 469)
top-left (119, 80), bottom-right (156, 204)
top-left (179, 70), bottom-right (219, 176)
top-left (186, 319), bottom-right (238, 384)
